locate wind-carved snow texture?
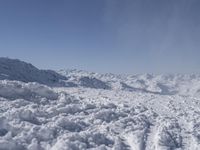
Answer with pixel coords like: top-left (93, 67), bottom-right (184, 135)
top-left (1, 59), bottom-right (200, 149)
top-left (154, 118), bottom-right (182, 150)
top-left (0, 81), bottom-right (153, 150)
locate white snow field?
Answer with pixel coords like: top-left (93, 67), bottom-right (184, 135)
top-left (1, 58), bottom-right (200, 150)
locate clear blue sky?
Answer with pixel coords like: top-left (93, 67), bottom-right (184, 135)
top-left (0, 0), bottom-right (200, 74)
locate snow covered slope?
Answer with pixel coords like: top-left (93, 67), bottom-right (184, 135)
top-left (1, 60), bottom-right (200, 149)
top-left (0, 58), bottom-right (67, 86)
top-left (59, 69), bottom-right (200, 97)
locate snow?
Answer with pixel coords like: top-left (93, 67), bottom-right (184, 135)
top-left (0, 57), bottom-right (67, 86)
top-left (0, 80), bottom-right (58, 101)
top-left (0, 58), bottom-right (200, 149)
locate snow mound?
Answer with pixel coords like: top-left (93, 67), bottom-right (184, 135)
top-left (0, 80), bottom-right (58, 100)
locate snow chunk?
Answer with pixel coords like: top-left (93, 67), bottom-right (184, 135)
top-left (155, 118), bottom-right (182, 150)
top-left (0, 140), bottom-right (25, 150)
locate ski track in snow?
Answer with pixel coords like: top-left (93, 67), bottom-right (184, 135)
top-left (0, 66), bottom-right (200, 149)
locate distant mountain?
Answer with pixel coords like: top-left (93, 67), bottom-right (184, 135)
top-left (59, 70), bottom-right (111, 89)
top-left (0, 58), bottom-right (111, 89)
top-left (59, 69), bottom-right (200, 96)
top-left (1, 58), bottom-right (200, 95)
top-left (78, 76), bottom-right (111, 89)
top-left (0, 57), bottom-right (67, 86)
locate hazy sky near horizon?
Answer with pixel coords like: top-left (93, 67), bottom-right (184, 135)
top-left (0, 0), bottom-right (200, 74)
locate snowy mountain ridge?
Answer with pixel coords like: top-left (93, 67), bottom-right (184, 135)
top-left (0, 57), bottom-right (67, 86)
top-left (1, 57), bottom-right (200, 96)
top-left (59, 69), bottom-right (200, 97)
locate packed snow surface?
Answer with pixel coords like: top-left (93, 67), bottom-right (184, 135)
top-left (1, 59), bottom-right (200, 150)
